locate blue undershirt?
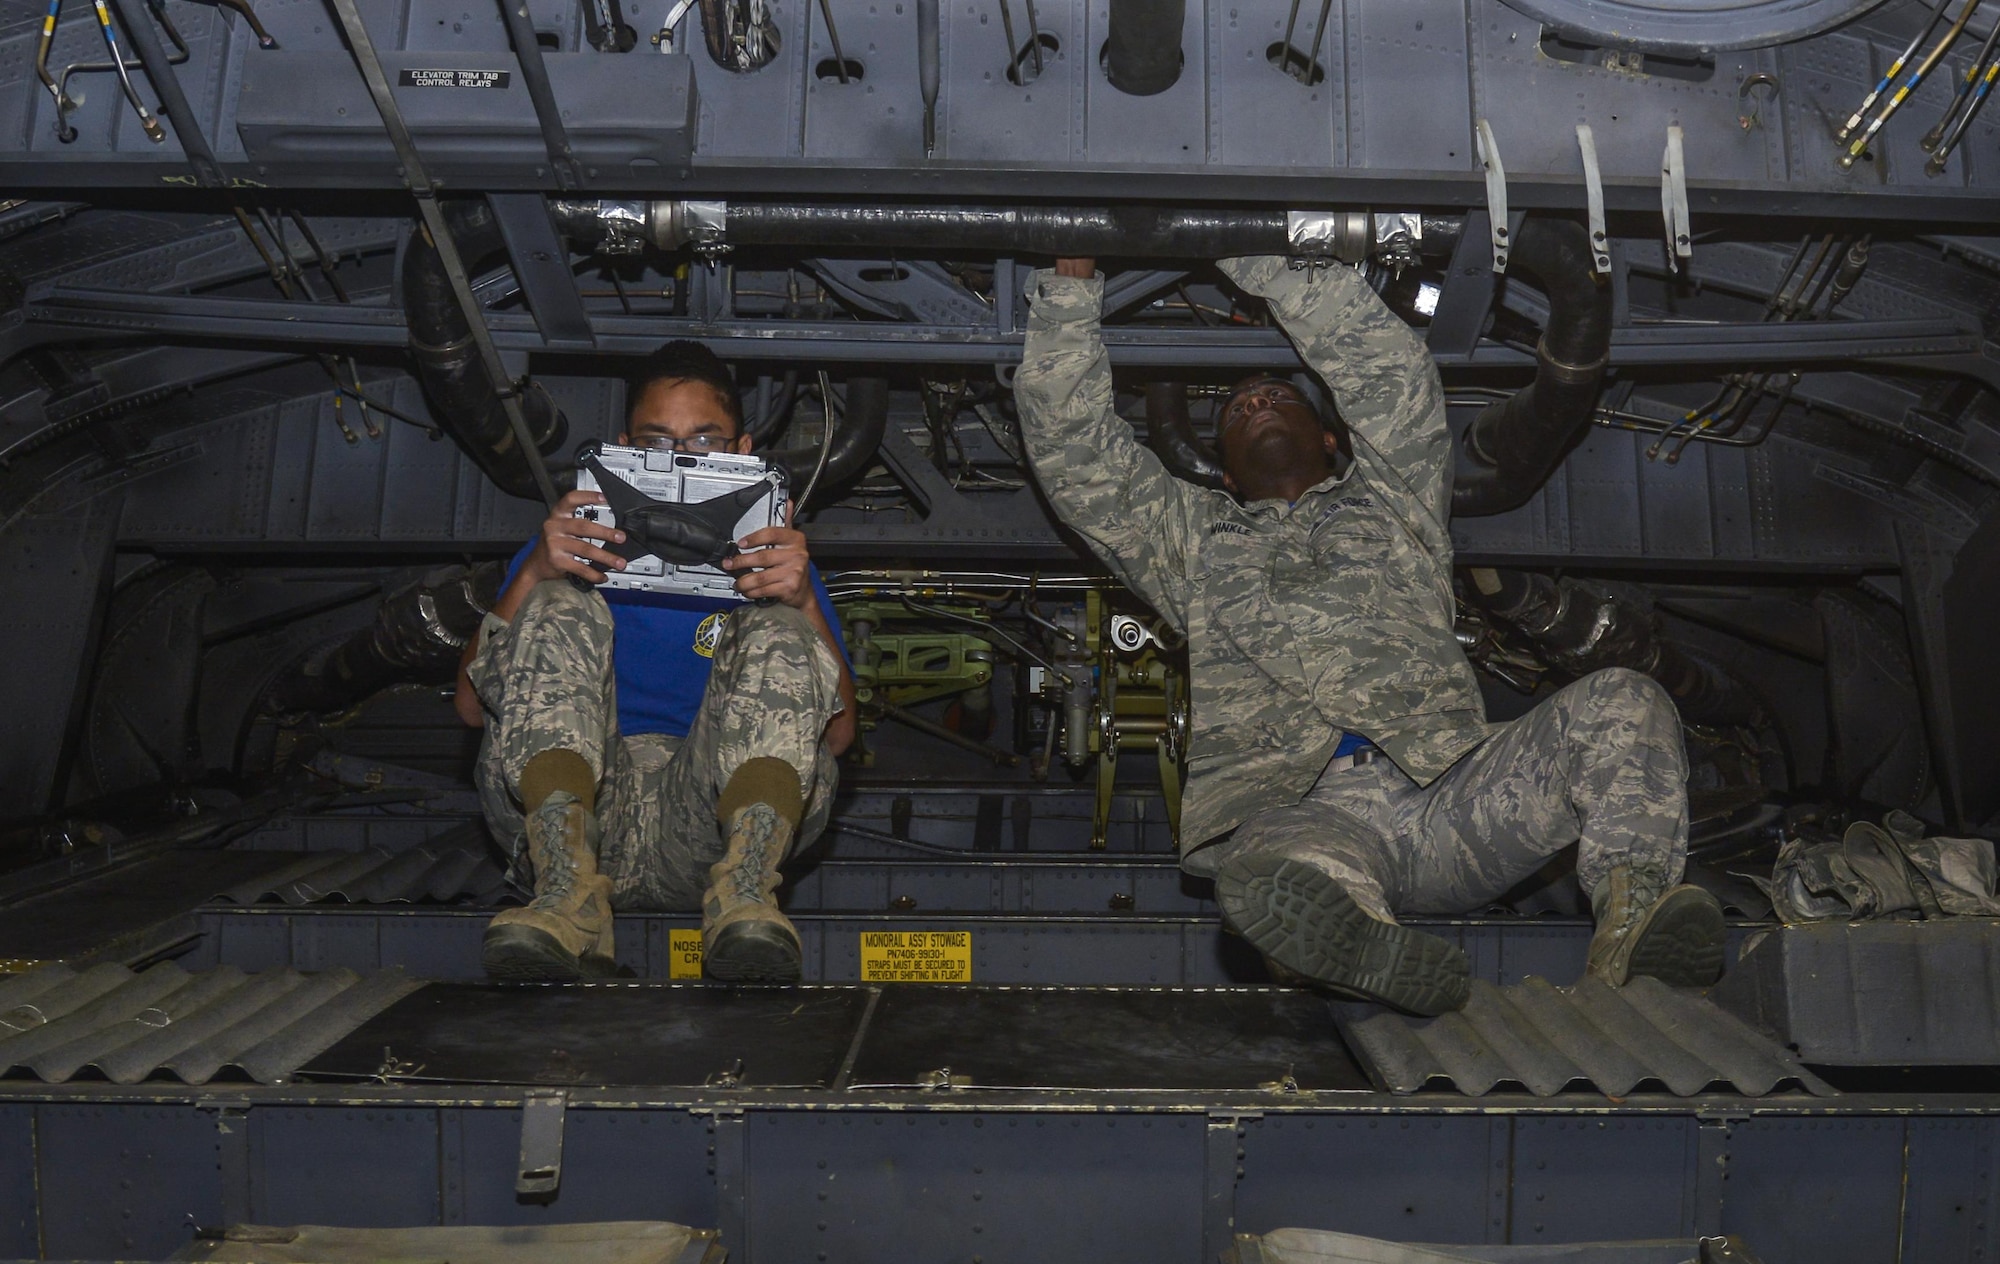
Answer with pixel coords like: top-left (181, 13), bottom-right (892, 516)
top-left (505, 542), bottom-right (845, 740)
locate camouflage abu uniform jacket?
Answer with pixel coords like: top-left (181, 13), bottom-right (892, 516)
top-left (1014, 258), bottom-right (1495, 860)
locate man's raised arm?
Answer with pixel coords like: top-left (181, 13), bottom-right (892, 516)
top-left (1014, 261), bottom-right (1213, 630)
top-left (1218, 257), bottom-right (1451, 534)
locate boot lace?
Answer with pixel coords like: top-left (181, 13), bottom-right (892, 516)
top-left (527, 799), bottom-right (583, 908)
top-left (725, 806), bottom-right (779, 904)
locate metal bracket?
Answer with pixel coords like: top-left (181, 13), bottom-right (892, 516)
top-left (1475, 119), bottom-right (1509, 274)
top-left (515, 1088), bottom-right (567, 1195)
top-left (1662, 124), bottom-right (1692, 270)
top-left (1575, 123), bottom-right (1611, 275)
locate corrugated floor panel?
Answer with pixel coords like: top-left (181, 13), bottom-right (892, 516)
top-left (1333, 976), bottom-right (1836, 1098)
top-left (0, 962), bottom-right (425, 1084)
top-left (211, 838), bottom-right (508, 906)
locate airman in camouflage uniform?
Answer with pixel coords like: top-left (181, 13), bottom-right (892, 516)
top-left (467, 584), bottom-right (842, 913)
top-left (456, 341), bottom-right (855, 985)
top-left (1014, 257), bottom-right (1722, 1014)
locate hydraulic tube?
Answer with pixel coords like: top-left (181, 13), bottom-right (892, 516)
top-left (1104, 0), bottom-right (1184, 96)
top-left (549, 198), bottom-right (1460, 265)
top-left (401, 199), bottom-right (569, 501)
top-left (1451, 217), bottom-right (1611, 518)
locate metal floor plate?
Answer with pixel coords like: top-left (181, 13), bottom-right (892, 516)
top-left (299, 982), bottom-right (871, 1088)
top-left (845, 985), bottom-right (1368, 1092)
top-left (296, 980), bottom-right (1370, 1093)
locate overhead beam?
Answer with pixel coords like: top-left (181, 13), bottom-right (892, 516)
top-left (20, 288), bottom-right (1988, 374)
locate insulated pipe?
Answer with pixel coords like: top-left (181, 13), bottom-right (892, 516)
top-left (265, 563), bottom-right (505, 714)
top-left (1104, 0), bottom-right (1184, 96)
top-left (401, 199), bottom-right (568, 500)
top-left (763, 375), bottom-right (889, 508)
top-left (549, 199), bottom-right (1463, 264)
top-left (1451, 217), bottom-right (1611, 518)
top-left (1144, 381), bottom-right (1227, 488)
top-left (1470, 569), bottom-right (1765, 727)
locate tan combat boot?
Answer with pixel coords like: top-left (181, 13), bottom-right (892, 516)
top-left (482, 791), bottom-right (617, 981)
top-left (1586, 863), bottom-right (1725, 988)
top-left (702, 757), bottom-right (805, 984)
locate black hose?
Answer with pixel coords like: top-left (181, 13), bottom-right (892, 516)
top-left (763, 375), bottom-right (889, 508)
top-left (553, 200), bottom-right (1465, 263)
top-left (1105, 0), bottom-right (1185, 96)
top-left (1451, 217), bottom-right (1611, 518)
top-left (1144, 381), bottom-right (1226, 488)
top-left (265, 563), bottom-right (504, 714)
top-left (401, 199), bottom-right (568, 501)
top-left (1474, 570), bottom-right (1765, 727)
top-left (724, 203), bottom-right (1294, 258)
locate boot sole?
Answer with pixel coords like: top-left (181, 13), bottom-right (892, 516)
top-left (1216, 854), bottom-right (1471, 1016)
top-left (705, 920), bottom-right (803, 985)
top-left (1625, 885), bottom-right (1727, 988)
top-left (482, 924), bottom-right (616, 983)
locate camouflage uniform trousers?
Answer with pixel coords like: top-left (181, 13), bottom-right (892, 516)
top-left (467, 578), bottom-right (843, 912)
top-left (1200, 668), bottom-right (1688, 919)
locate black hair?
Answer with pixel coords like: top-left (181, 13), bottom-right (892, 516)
top-left (628, 340), bottom-right (743, 432)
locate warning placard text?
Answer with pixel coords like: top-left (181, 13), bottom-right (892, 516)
top-left (668, 928), bottom-right (704, 980)
top-left (859, 930), bottom-right (972, 983)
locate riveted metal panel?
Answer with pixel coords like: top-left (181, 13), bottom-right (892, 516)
top-left (1509, 1116), bottom-right (1696, 1242)
top-left (1207, 2), bottom-right (1342, 169)
top-left (1721, 1116), bottom-right (1907, 1263)
top-left (35, 1102), bottom-right (221, 1259)
top-left (942, 0), bottom-right (1080, 161)
top-left (1081, 0), bottom-right (1207, 165)
top-left (443, 1107), bottom-right (717, 1228)
top-left (1348, 0), bottom-right (1472, 172)
top-left (747, 1110), bottom-right (1204, 1263)
top-left (1472, 5), bottom-right (1781, 184)
top-left (0, 1104), bottom-right (35, 1257)
top-left (250, 1106), bottom-right (442, 1227)
top-left (1233, 1115), bottom-right (1507, 1244)
top-left (800, 0), bottom-right (933, 162)
top-left (1901, 1117), bottom-right (2000, 1264)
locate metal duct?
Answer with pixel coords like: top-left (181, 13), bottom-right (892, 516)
top-left (1144, 381), bottom-right (1226, 488)
top-left (549, 199), bottom-right (1459, 264)
top-left (762, 375), bottom-right (890, 509)
top-left (1469, 569), bottom-right (1765, 727)
top-left (1105, 0), bottom-right (1185, 96)
top-left (265, 563), bottom-right (504, 714)
top-left (401, 199), bottom-right (568, 501)
top-left (1450, 217), bottom-right (1611, 518)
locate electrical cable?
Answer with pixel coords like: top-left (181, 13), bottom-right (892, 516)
top-left (795, 370), bottom-right (840, 514)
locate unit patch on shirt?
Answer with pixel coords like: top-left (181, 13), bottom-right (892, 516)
top-left (693, 611), bottom-right (728, 658)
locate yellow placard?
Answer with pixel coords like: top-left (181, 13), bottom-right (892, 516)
top-left (859, 930), bottom-right (973, 983)
top-left (668, 929), bottom-right (704, 980)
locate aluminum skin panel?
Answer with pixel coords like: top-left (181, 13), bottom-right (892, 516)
top-left (235, 50), bottom-right (697, 180)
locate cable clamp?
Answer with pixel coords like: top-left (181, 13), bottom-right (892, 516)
top-left (1475, 120), bottom-right (1509, 274)
top-left (1661, 124), bottom-right (1692, 270)
top-left (1575, 123), bottom-right (1611, 275)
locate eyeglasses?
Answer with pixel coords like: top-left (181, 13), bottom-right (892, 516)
top-left (636, 433), bottom-right (733, 454)
top-left (1219, 380), bottom-right (1309, 435)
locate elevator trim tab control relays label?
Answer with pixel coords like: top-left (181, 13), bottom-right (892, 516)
top-left (860, 930), bottom-right (973, 982)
